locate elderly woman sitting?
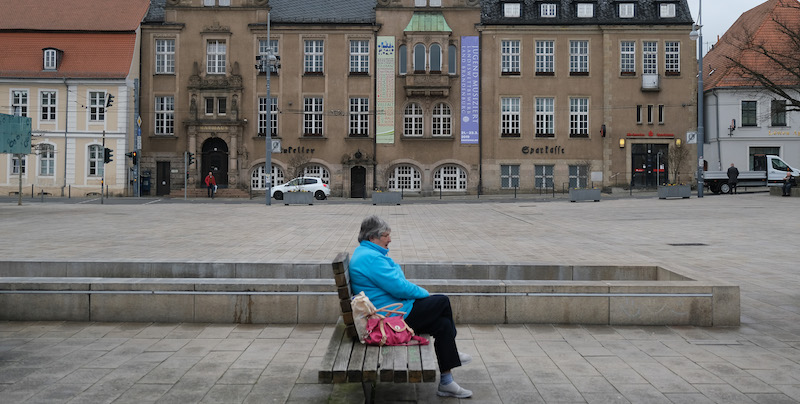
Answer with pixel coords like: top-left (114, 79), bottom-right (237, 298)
top-left (349, 215), bottom-right (472, 399)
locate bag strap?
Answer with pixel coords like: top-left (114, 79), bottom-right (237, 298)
top-left (375, 303), bottom-right (406, 316)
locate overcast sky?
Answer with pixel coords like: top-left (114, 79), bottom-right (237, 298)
top-left (686, 0), bottom-right (764, 54)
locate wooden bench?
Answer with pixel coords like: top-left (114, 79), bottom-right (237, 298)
top-left (318, 252), bottom-right (437, 403)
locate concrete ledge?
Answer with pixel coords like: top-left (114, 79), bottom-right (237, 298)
top-left (769, 186), bottom-right (799, 196)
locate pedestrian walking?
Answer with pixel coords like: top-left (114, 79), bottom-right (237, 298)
top-left (204, 172), bottom-right (216, 198)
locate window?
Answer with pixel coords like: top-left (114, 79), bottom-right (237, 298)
top-left (535, 165), bottom-right (554, 189)
top-left (658, 104), bottom-right (665, 124)
top-left (750, 147), bottom-right (780, 171)
top-left (577, 3), bottom-right (594, 17)
top-left (304, 39), bottom-right (324, 73)
top-left (742, 101), bottom-right (757, 127)
top-left (501, 97), bottom-right (520, 136)
top-left (501, 40), bottom-right (520, 74)
top-left (415, 0), bottom-right (426, 6)
top-left (430, 0), bottom-right (441, 6)
top-left (643, 41), bottom-right (658, 75)
top-left (647, 104), bottom-right (654, 124)
top-left (448, 44), bottom-right (457, 75)
top-left (535, 40), bottom-right (554, 75)
top-left (569, 164), bottom-right (589, 188)
top-left (772, 100), bottom-right (787, 126)
top-left (399, 45), bottom-right (407, 75)
top-left (155, 96), bottom-right (175, 135)
top-left (660, 3), bottom-right (676, 18)
top-left (620, 41), bottom-right (636, 75)
top-left (205, 97), bottom-right (214, 115)
top-left (350, 40), bottom-right (369, 73)
top-left (44, 49), bottom-right (57, 70)
top-left (251, 164), bottom-right (284, 190)
top-left (40, 91), bottom-right (56, 121)
top-left (388, 165), bottom-right (421, 190)
top-left (217, 98), bottom-right (227, 116)
top-left (12, 90), bottom-right (28, 117)
top-left (88, 145), bottom-right (103, 176)
top-left (665, 41), bottom-right (680, 75)
top-left (414, 43), bottom-right (426, 72)
top-left (636, 105), bottom-right (643, 124)
top-left (541, 3), bottom-right (557, 17)
top-left (39, 144), bottom-right (55, 177)
top-left (155, 39), bottom-right (175, 74)
top-left (504, 3), bottom-right (521, 18)
top-left (258, 39), bottom-right (279, 73)
top-left (430, 43), bottom-right (442, 72)
top-left (569, 40), bottom-right (589, 75)
top-left (89, 91), bottom-right (105, 121)
top-left (434, 165), bottom-right (467, 190)
top-left (404, 103), bottom-right (423, 137)
top-left (304, 97), bottom-right (324, 136)
top-left (258, 96), bottom-right (278, 136)
top-left (570, 98), bottom-right (589, 137)
top-left (206, 40), bottom-right (226, 74)
top-left (432, 103), bottom-right (451, 137)
top-left (501, 165), bottom-right (520, 189)
top-left (535, 97), bottom-right (555, 137)
top-left (11, 154), bottom-right (27, 176)
top-left (303, 165), bottom-right (331, 184)
top-left (204, 0), bottom-right (229, 6)
top-left (349, 97), bottom-right (369, 136)
top-left (619, 3), bottom-right (635, 18)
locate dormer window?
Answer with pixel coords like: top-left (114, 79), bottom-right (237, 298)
top-left (541, 3), bottom-right (557, 17)
top-left (577, 3), bottom-right (594, 18)
top-left (660, 3), bottom-right (676, 18)
top-left (619, 3), bottom-right (635, 18)
top-left (504, 3), bottom-right (521, 18)
top-left (43, 48), bottom-right (61, 71)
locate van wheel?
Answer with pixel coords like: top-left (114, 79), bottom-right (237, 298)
top-left (709, 183), bottom-right (721, 194)
top-left (274, 191), bottom-right (283, 200)
top-left (315, 190), bottom-right (327, 200)
top-left (719, 183), bottom-right (731, 194)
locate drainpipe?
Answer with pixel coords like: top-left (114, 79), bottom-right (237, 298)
top-left (61, 78), bottom-right (69, 197)
top-left (713, 89), bottom-right (722, 171)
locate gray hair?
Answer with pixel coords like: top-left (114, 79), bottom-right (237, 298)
top-left (358, 215), bottom-right (391, 243)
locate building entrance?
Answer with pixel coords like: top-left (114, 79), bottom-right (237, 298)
top-left (201, 138), bottom-right (228, 187)
top-left (350, 166), bottom-right (366, 198)
top-left (631, 143), bottom-right (669, 188)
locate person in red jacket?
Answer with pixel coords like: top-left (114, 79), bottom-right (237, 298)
top-left (204, 172), bottom-right (216, 198)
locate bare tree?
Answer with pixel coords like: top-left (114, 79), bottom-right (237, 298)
top-left (287, 153), bottom-right (310, 179)
top-left (668, 144), bottom-right (690, 184)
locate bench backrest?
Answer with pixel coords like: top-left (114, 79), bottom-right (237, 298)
top-left (332, 251), bottom-right (358, 339)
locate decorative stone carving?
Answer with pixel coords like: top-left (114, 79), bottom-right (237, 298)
top-left (203, 21), bottom-right (231, 33)
top-left (190, 94), bottom-right (197, 120)
top-left (188, 72), bottom-right (243, 90)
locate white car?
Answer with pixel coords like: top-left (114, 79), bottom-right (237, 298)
top-left (270, 177), bottom-right (330, 200)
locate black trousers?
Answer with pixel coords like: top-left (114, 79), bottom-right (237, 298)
top-left (405, 295), bottom-right (461, 372)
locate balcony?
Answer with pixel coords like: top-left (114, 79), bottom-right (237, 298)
top-left (404, 73), bottom-right (451, 97)
top-left (641, 74), bottom-right (660, 91)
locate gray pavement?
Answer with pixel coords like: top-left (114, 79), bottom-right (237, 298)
top-left (1, 191), bottom-right (799, 403)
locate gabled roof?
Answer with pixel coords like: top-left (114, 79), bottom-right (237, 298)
top-left (0, 32), bottom-right (135, 79)
top-left (703, 0), bottom-right (800, 91)
top-left (0, 0), bottom-right (150, 32)
top-left (481, 0), bottom-right (693, 26)
top-left (269, 0), bottom-right (375, 24)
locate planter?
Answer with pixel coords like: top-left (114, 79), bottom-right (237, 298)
top-left (569, 188), bottom-right (601, 202)
top-left (372, 191), bottom-right (402, 205)
top-left (658, 185), bottom-right (691, 199)
top-left (283, 192), bottom-right (314, 205)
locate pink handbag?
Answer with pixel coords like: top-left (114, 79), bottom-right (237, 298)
top-left (363, 303), bottom-right (429, 346)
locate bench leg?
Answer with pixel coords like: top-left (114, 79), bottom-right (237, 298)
top-left (362, 381), bottom-right (374, 404)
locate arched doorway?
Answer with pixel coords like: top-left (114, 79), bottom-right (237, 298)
top-left (202, 137), bottom-right (229, 187)
top-left (351, 166), bottom-right (366, 198)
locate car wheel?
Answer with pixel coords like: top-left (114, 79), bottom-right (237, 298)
top-left (315, 190), bottom-right (327, 200)
top-left (719, 183), bottom-right (730, 194)
top-left (709, 183), bottom-right (721, 194)
top-left (274, 191), bottom-right (283, 200)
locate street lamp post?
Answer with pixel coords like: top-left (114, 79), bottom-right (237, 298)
top-left (690, 0), bottom-right (704, 198)
top-left (257, 11), bottom-right (279, 206)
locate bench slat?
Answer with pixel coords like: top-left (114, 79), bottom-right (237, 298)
top-left (420, 339), bottom-right (437, 382)
top-left (346, 340), bottom-right (367, 382)
top-left (393, 345), bottom-right (409, 383)
top-left (318, 319), bottom-right (347, 383)
top-left (363, 345), bottom-right (380, 382)
top-left (332, 332), bottom-right (355, 383)
top-left (407, 345), bottom-right (422, 383)
top-left (379, 345), bottom-right (397, 383)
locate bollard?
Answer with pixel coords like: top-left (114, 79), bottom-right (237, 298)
top-left (31, 184), bottom-right (34, 199)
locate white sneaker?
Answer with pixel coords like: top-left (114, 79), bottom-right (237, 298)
top-left (437, 381), bottom-right (473, 398)
top-left (459, 351), bottom-right (472, 366)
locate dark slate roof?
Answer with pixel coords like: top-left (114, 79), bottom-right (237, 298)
top-left (481, 0), bottom-right (694, 26)
top-left (269, 0), bottom-right (375, 24)
top-left (145, 0), bottom-right (166, 23)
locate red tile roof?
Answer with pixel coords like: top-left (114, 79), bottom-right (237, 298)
top-left (0, 32), bottom-right (136, 79)
top-left (0, 0), bottom-right (150, 32)
top-left (704, 0), bottom-right (800, 91)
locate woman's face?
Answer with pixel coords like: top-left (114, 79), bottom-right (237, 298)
top-left (372, 231), bottom-right (391, 249)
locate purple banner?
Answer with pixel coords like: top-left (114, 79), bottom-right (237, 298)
top-left (460, 36), bottom-right (479, 144)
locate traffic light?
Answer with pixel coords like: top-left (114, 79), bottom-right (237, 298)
top-left (105, 94), bottom-right (114, 108)
top-left (125, 151), bottom-right (138, 165)
top-left (188, 152), bottom-right (195, 166)
top-left (104, 147), bottom-right (113, 164)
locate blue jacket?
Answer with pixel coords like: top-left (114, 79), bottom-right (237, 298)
top-left (349, 240), bottom-right (429, 318)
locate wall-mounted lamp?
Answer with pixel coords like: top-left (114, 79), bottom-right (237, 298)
top-left (675, 138), bottom-right (682, 148)
top-left (728, 119), bottom-right (736, 137)
top-left (600, 124), bottom-right (606, 137)
top-left (619, 138), bottom-right (625, 148)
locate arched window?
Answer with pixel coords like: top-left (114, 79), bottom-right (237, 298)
top-left (404, 103), bottom-right (423, 137)
top-left (432, 103), bottom-right (451, 137)
top-left (430, 43), bottom-right (442, 72)
top-left (303, 164), bottom-right (331, 185)
top-left (38, 144), bottom-right (55, 177)
top-left (251, 164), bottom-right (284, 189)
top-left (434, 165), bottom-right (467, 190)
top-left (413, 44), bottom-right (426, 72)
top-left (88, 145), bottom-right (103, 177)
top-left (448, 44), bottom-right (457, 74)
top-left (398, 44), bottom-right (407, 75)
top-left (388, 165), bottom-right (421, 191)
